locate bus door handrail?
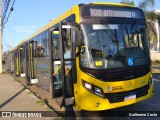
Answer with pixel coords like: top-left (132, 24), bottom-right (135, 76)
top-left (52, 65), bottom-right (71, 76)
top-left (53, 66), bottom-right (61, 76)
top-left (65, 68), bottom-right (71, 76)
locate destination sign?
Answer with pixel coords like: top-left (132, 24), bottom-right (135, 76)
top-left (81, 6), bottom-right (144, 19)
top-left (90, 9), bottom-right (136, 18)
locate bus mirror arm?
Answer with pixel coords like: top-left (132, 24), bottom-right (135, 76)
top-left (75, 29), bottom-right (82, 47)
top-left (70, 21), bottom-right (82, 47)
top-left (75, 29), bottom-right (84, 57)
top-left (76, 46), bottom-right (81, 56)
top-left (71, 22), bottom-right (80, 30)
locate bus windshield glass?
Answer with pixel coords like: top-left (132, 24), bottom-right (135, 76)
top-left (80, 22), bottom-right (148, 69)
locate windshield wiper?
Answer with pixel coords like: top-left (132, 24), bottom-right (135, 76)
top-left (100, 20), bottom-right (118, 44)
top-left (130, 21), bottom-right (137, 33)
top-left (125, 26), bottom-right (131, 48)
top-left (100, 20), bottom-right (113, 41)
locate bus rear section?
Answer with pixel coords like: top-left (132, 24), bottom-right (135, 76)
top-left (73, 3), bottom-right (153, 111)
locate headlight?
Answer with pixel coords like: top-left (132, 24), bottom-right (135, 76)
top-left (148, 77), bottom-right (152, 88)
top-left (94, 87), bottom-right (104, 97)
top-left (82, 80), bottom-right (104, 98)
top-left (84, 82), bottom-right (92, 90)
top-left (94, 87), bottom-right (103, 94)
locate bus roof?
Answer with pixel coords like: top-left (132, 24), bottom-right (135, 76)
top-left (92, 2), bottom-right (133, 7)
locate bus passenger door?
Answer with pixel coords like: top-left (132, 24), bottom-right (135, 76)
top-left (29, 40), bottom-right (38, 84)
top-left (25, 43), bottom-right (30, 85)
top-left (28, 41), bottom-right (38, 84)
top-left (50, 22), bottom-right (78, 106)
top-left (59, 22), bottom-right (77, 106)
top-left (51, 30), bottom-right (62, 97)
top-left (19, 46), bottom-right (25, 77)
top-left (15, 47), bottom-right (20, 77)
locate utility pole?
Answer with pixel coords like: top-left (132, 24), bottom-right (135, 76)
top-left (0, 0), bottom-right (2, 73)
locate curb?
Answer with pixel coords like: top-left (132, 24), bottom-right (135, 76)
top-left (10, 73), bottom-right (64, 117)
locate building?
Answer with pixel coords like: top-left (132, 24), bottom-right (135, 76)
top-left (150, 10), bottom-right (160, 52)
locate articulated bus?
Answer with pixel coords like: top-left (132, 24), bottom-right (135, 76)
top-left (3, 2), bottom-right (153, 111)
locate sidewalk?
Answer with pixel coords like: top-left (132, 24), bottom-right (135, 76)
top-left (0, 73), bottom-right (60, 120)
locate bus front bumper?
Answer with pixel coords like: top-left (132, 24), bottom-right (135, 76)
top-left (75, 83), bottom-right (153, 111)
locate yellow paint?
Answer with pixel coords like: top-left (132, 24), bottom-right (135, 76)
top-left (95, 61), bottom-right (103, 66)
top-left (75, 71), bottom-right (153, 110)
top-left (53, 66), bottom-right (61, 76)
top-left (92, 2), bottom-right (133, 7)
top-left (16, 57), bottom-right (19, 75)
top-left (53, 31), bottom-right (59, 34)
top-left (30, 43), bottom-right (34, 78)
top-left (93, 72), bottom-right (151, 93)
top-left (65, 68), bottom-right (71, 76)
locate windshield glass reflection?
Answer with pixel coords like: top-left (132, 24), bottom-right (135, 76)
top-left (80, 23), bottom-right (147, 69)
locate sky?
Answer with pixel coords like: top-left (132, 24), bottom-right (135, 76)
top-left (2, 0), bottom-right (160, 52)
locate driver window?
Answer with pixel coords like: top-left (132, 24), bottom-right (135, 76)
top-left (89, 32), bottom-right (103, 58)
top-left (62, 28), bottom-right (72, 58)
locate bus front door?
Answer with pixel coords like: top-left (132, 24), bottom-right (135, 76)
top-left (59, 22), bottom-right (77, 106)
top-left (51, 30), bottom-right (62, 97)
top-left (50, 22), bottom-right (77, 106)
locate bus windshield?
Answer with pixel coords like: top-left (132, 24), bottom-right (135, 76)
top-left (80, 22), bottom-right (148, 69)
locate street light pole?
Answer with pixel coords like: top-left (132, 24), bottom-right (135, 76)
top-left (0, 0), bottom-right (2, 73)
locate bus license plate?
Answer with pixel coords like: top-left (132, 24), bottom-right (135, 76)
top-left (124, 94), bottom-right (136, 101)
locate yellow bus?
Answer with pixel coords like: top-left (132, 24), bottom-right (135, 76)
top-left (7, 2), bottom-right (153, 111)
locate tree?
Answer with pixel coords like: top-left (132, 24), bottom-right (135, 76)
top-left (120, 0), bottom-right (160, 50)
top-left (120, 0), bottom-right (135, 6)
